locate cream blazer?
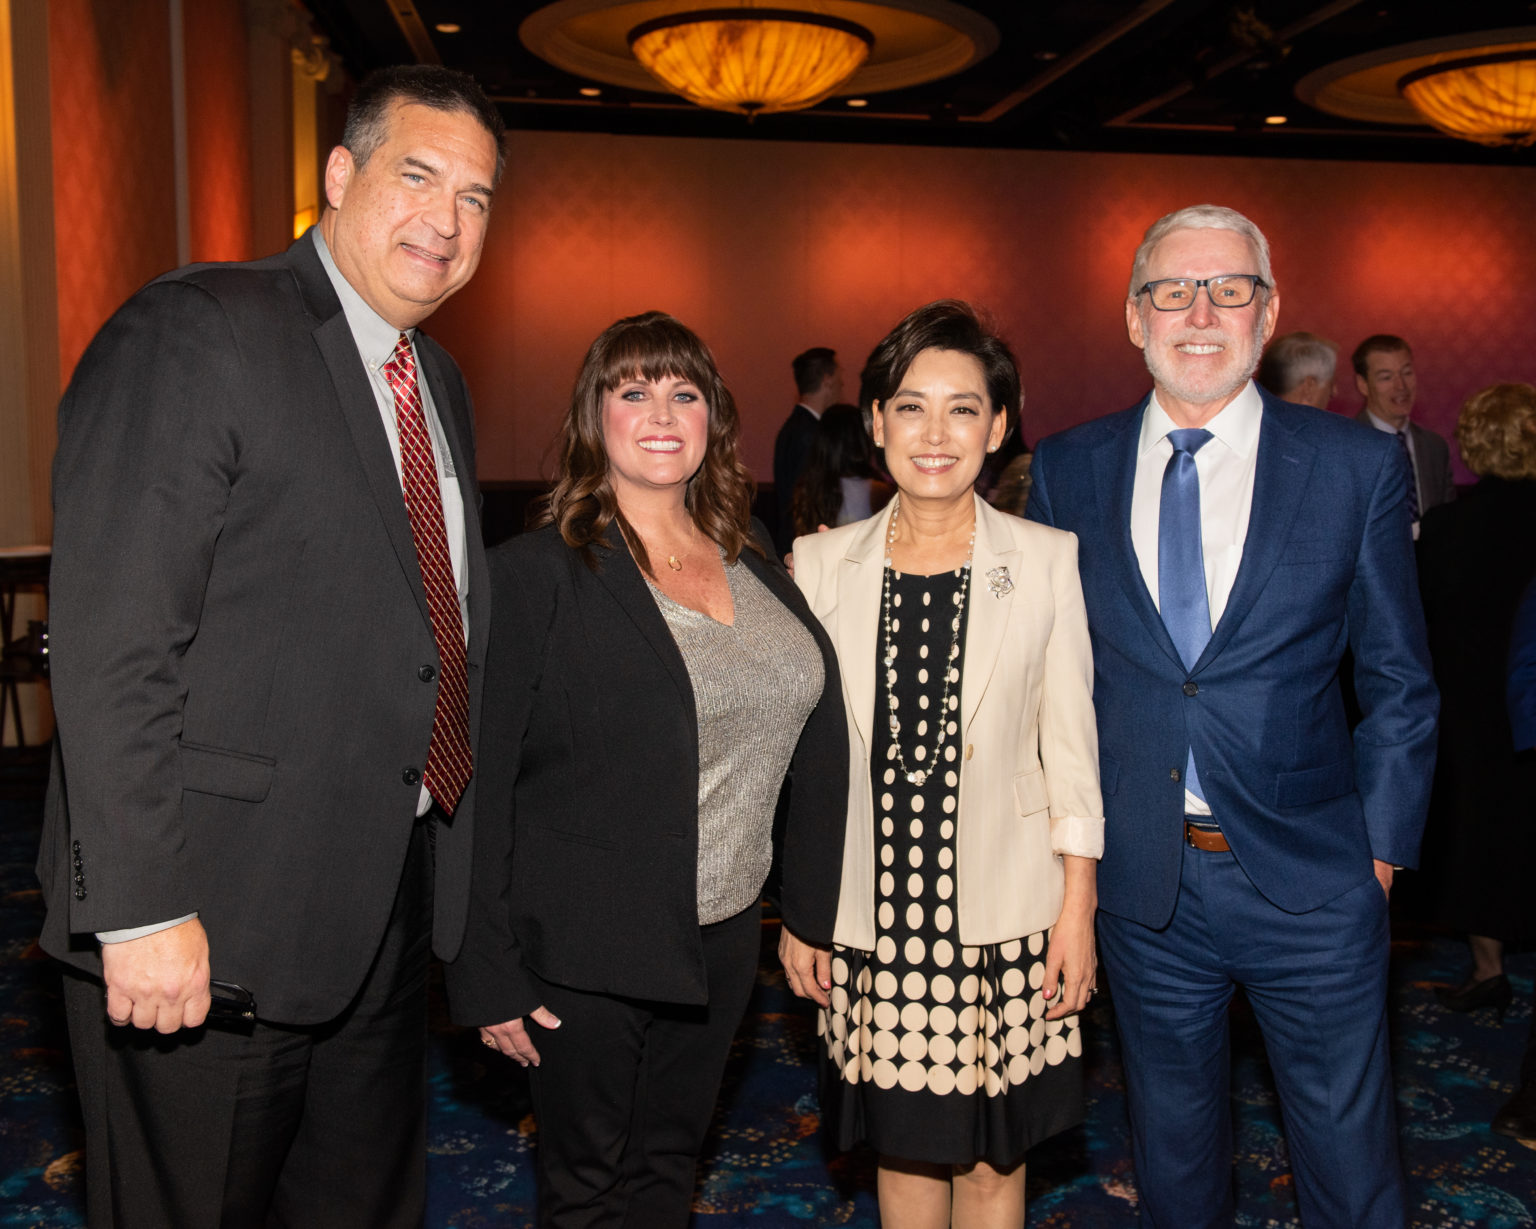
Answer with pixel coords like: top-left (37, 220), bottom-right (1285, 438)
top-left (793, 496), bottom-right (1104, 952)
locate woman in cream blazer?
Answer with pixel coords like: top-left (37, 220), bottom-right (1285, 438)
top-left (781, 301), bottom-right (1103, 1228)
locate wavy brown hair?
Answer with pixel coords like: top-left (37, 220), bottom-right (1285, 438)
top-left (536, 311), bottom-right (762, 575)
top-left (1455, 382), bottom-right (1536, 480)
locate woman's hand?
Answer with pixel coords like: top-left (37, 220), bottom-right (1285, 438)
top-left (1043, 855), bottom-right (1098, 1020)
top-left (778, 926), bottom-right (833, 1007)
top-left (479, 1005), bottom-right (562, 1067)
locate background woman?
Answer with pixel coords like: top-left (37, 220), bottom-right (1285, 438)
top-left (447, 311), bottom-right (847, 1227)
top-left (781, 300), bottom-right (1103, 1227)
top-left (1414, 383), bottom-right (1536, 1020)
top-left (790, 402), bottom-right (893, 536)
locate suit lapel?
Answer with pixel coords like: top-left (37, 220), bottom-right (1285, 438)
top-left (961, 498), bottom-right (1021, 729)
top-left (1094, 401), bottom-right (1185, 671)
top-left (591, 524), bottom-right (697, 723)
top-left (311, 308), bottom-right (435, 632)
top-left (836, 505), bottom-right (891, 756)
top-left (1198, 398), bottom-right (1315, 668)
top-left (417, 340), bottom-right (490, 670)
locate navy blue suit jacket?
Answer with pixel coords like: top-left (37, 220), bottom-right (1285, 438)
top-left (1027, 388), bottom-right (1438, 929)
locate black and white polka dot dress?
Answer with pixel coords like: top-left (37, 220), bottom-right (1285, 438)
top-left (817, 565), bottom-right (1085, 1168)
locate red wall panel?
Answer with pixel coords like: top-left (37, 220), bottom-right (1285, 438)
top-left (50, 0), bottom-right (179, 387)
top-left (183, 0), bottom-right (254, 265)
top-left (428, 131), bottom-right (1536, 486)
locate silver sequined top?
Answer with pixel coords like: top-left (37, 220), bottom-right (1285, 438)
top-left (647, 557), bottom-right (823, 924)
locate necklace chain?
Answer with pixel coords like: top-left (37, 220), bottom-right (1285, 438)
top-left (881, 496), bottom-right (975, 788)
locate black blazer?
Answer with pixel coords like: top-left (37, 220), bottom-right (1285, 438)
top-left (445, 520), bottom-right (847, 1025)
top-left (38, 232), bottom-right (489, 1024)
top-left (773, 404), bottom-right (819, 553)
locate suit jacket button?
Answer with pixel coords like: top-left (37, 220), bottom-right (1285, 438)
top-left (402, 767), bottom-right (421, 786)
top-left (74, 874), bottom-right (84, 885)
top-left (74, 888), bottom-right (86, 899)
top-left (72, 841), bottom-right (81, 853)
top-left (1183, 681), bottom-right (1199, 696)
top-left (965, 744), bottom-right (974, 761)
top-left (418, 664), bottom-right (436, 683)
top-left (1170, 767), bottom-right (1182, 782)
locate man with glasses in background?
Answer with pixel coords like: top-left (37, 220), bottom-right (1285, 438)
top-left (1028, 205), bottom-right (1437, 1226)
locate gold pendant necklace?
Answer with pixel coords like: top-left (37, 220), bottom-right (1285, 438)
top-left (667, 554), bottom-right (684, 571)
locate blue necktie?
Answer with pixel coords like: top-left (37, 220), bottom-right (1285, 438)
top-left (1159, 428), bottom-right (1214, 805)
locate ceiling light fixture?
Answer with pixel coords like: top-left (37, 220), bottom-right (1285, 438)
top-left (435, 23), bottom-right (461, 34)
top-left (580, 86), bottom-right (603, 96)
top-left (1264, 114), bottom-right (1287, 124)
top-left (846, 97), bottom-right (868, 107)
top-left (627, 7), bottom-right (873, 116)
top-left (1398, 50), bottom-right (1536, 145)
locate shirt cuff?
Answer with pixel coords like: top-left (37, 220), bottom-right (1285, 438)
top-left (97, 913), bottom-right (199, 943)
top-left (1049, 814), bottom-right (1105, 860)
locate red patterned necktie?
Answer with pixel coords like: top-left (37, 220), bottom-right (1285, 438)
top-left (383, 333), bottom-right (473, 815)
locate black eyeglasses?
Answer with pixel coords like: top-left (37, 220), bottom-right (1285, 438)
top-left (1137, 275), bottom-right (1269, 311)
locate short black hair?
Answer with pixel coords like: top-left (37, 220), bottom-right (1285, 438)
top-left (342, 65), bottom-right (506, 186)
top-left (1351, 333), bottom-right (1411, 379)
top-left (792, 347), bottom-right (838, 396)
top-left (863, 300), bottom-right (1020, 442)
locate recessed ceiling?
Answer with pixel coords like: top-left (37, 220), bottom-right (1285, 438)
top-left (298, 0), bottom-right (1536, 164)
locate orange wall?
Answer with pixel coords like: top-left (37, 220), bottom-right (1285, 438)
top-left (50, 0), bottom-right (256, 389)
top-left (50, 0), bottom-right (179, 386)
top-left (428, 130), bottom-right (1536, 485)
top-left (184, 0), bottom-right (254, 264)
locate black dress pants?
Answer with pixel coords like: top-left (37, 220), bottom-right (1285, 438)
top-left (524, 903), bottom-right (762, 1229)
top-left (63, 819), bottom-right (434, 1229)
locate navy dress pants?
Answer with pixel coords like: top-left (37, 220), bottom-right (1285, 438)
top-left (1097, 841), bottom-right (1403, 1228)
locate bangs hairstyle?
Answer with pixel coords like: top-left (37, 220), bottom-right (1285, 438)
top-left (537, 311), bottom-right (761, 574)
top-left (1455, 382), bottom-right (1536, 480)
top-left (863, 300), bottom-right (1021, 444)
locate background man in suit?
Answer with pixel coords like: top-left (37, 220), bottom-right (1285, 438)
top-left (1353, 333), bottom-right (1456, 533)
top-left (1028, 205), bottom-right (1438, 1226)
top-left (40, 66), bottom-right (503, 1227)
top-left (773, 345), bottom-right (842, 552)
top-left (1256, 329), bottom-right (1339, 409)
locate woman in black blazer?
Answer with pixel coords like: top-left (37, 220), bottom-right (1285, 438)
top-left (446, 312), bottom-right (847, 1227)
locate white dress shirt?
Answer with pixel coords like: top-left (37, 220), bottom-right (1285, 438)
top-left (98, 233), bottom-right (471, 944)
top-left (1130, 380), bottom-right (1263, 815)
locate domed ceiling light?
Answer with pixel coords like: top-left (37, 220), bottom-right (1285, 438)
top-left (520, 1), bottom-right (997, 118)
top-left (629, 8), bottom-right (873, 116)
top-left (1297, 29), bottom-right (1536, 147)
top-left (1398, 51), bottom-right (1536, 147)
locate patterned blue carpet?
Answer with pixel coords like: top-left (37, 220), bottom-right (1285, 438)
top-left (3, 793), bottom-right (1532, 1227)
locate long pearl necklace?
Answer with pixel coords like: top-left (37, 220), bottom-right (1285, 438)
top-left (881, 496), bottom-right (975, 787)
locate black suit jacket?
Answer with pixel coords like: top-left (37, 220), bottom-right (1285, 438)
top-left (38, 232), bottom-right (489, 1025)
top-left (444, 521), bottom-right (847, 1026)
top-left (773, 404), bottom-right (819, 553)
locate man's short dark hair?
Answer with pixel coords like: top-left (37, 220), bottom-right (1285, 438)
top-left (342, 65), bottom-right (506, 186)
top-left (1351, 334), bottom-right (1411, 379)
top-left (792, 347), bottom-right (838, 397)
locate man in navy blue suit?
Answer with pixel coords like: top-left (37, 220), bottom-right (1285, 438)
top-left (1027, 205), bottom-right (1437, 1226)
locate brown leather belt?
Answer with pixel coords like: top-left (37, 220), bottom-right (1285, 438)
top-left (1184, 822), bottom-right (1231, 852)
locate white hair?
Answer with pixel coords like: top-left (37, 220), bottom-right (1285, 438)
top-left (1128, 204), bottom-right (1275, 300)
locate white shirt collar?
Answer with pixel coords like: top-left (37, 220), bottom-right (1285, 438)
top-left (1363, 410), bottom-right (1406, 435)
top-left (311, 229), bottom-right (415, 370)
top-left (1139, 379), bottom-right (1264, 459)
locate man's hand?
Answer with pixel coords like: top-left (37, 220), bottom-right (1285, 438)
top-left (100, 917), bottom-right (212, 1033)
top-left (1373, 859), bottom-right (1395, 898)
top-left (480, 1006), bottom-right (562, 1067)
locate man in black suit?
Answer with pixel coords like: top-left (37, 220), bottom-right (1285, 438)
top-left (772, 345), bottom-right (842, 552)
top-left (40, 66), bottom-right (502, 1227)
top-left (1352, 333), bottom-right (1455, 533)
